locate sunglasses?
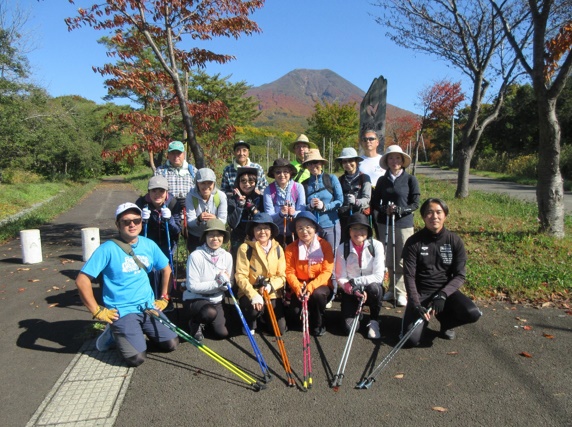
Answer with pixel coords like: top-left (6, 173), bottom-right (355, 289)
top-left (362, 137), bottom-right (377, 142)
top-left (119, 218), bottom-right (142, 226)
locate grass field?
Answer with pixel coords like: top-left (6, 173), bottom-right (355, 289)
top-left (1, 173), bottom-right (570, 306)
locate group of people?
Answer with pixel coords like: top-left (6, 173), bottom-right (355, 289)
top-left (75, 133), bottom-right (481, 368)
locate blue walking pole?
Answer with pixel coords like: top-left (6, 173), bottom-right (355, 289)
top-left (225, 283), bottom-right (271, 383)
top-left (163, 205), bottom-right (177, 292)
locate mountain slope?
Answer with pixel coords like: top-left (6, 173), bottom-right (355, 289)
top-left (247, 69), bottom-right (415, 132)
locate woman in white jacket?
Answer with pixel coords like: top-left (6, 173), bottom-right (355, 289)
top-left (183, 219), bottom-right (233, 341)
top-left (334, 213), bottom-right (385, 339)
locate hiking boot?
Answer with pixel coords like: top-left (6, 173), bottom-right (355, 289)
top-left (189, 321), bottom-right (204, 342)
top-left (441, 327), bottom-right (456, 340)
top-left (367, 320), bottom-right (381, 340)
top-left (396, 295), bottom-right (408, 307)
top-left (96, 324), bottom-right (115, 352)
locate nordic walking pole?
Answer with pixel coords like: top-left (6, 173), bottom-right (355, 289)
top-left (258, 278), bottom-right (295, 387)
top-left (163, 206), bottom-right (177, 292)
top-left (355, 316), bottom-right (424, 389)
top-left (145, 309), bottom-right (264, 391)
top-left (332, 293), bottom-right (365, 389)
top-left (226, 283), bottom-right (272, 382)
top-left (301, 283), bottom-right (312, 390)
top-left (391, 207), bottom-right (396, 308)
top-left (143, 204), bottom-right (149, 237)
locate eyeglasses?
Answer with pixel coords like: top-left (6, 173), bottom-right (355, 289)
top-left (119, 218), bottom-right (142, 226)
top-left (306, 161), bottom-right (321, 166)
top-left (254, 226), bottom-right (271, 232)
top-left (362, 137), bottom-right (377, 142)
top-left (296, 225), bottom-right (315, 232)
top-left (240, 179), bottom-right (256, 184)
top-left (274, 170), bottom-right (291, 175)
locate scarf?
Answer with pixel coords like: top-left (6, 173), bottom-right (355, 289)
top-left (298, 236), bottom-right (324, 264)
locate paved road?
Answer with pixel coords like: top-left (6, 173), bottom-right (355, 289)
top-left (0, 177), bottom-right (570, 426)
top-left (416, 165), bottom-right (572, 214)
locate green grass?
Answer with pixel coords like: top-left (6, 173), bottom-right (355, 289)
top-left (417, 176), bottom-right (571, 305)
top-left (0, 180), bottom-right (99, 243)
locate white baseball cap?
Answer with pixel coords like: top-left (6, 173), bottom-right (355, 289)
top-left (115, 202), bottom-right (142, 220)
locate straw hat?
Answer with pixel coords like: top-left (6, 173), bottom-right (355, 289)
top-left (302, 149), bottom-right (328, 167)
top-left (289, 134), bottom-right (318, 153)
top-left (379, 145), bottom-right (411, 169)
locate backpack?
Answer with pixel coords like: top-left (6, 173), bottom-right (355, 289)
top-left (246, 244), bottom-right (281, 262)
top-left (111, 239), bottom-right (146, 270)
top-left (268, 182), bottom-right (299, 205)
top-left (192, 191), bottom-right (221, 211)
top-left (302, 173), bottom-right (334, 198)
top-left (343, 238), bottom-right (375, 260)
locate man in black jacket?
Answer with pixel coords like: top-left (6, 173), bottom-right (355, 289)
top-left (401, 198), bottom-right (481, 346)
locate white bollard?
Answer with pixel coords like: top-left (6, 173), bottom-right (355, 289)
top-left (81, 227), bottom-right (100, 262)
top-left (20, 229), bottom-right (43, 264)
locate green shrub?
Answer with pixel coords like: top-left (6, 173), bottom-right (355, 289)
top-left (1, 168), bottom-right (44, 184)
top-left (506, 154), bottom-right (537, 177)
top-left (474, 152), bottom-right (510, 173)
top-left (560, 144), bottom-right (572, 181)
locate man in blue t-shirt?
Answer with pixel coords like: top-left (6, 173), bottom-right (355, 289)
top-left (76, 202), bottom-right (178, 367)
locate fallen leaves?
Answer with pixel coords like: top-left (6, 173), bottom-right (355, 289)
top-left (542, 333), bottom-right (555, 339)
top-left (446, 351), bottom-right (459, 356)
top-left (28, 279), bottom-right (40, 283)
top-left (522, 325), bottom-right (533, 331)
top-left (519, 351), bottom-right (533, 358)
top-left (394, 373), bottom-right (405, 379)
top-left (18, 287), bottom-right (26, 293)
top-left (48, 303), bottom-right (59, 308)
top-left (432, 406), bottom-right (448, 413)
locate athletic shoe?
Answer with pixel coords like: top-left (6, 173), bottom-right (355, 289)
top-left (189, 321), bottom-right (204, 342)
top-left (325, 300), bottom-right (333, 309)
top-left (242, 327), bottom-right (255, 336)
top-left (367, 320), bottom-right (381, 340)
top-left (441, 328), bottom-right (456, 340)
top-left (397, 295), bottom-right (408, 307)
top-left (162, 301), bottom-right (174, 313)
top-left (311, 326), bottom-right (326, 337)
top-left (382, 292), bottom-right (394, 302)
top-left (96, 324), bottom-right (115, 352)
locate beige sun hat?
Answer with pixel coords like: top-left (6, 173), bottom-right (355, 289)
top-left (380, 145), bottom-right (411, 169)
top-left (302, 149), bottom-right (328, 167)
top-left (289, 134), bottom-right (318, 153)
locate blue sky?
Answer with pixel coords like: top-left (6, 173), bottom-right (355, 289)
top-left (19, 0), bottom-right (466, 115)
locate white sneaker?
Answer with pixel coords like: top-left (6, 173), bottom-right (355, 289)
top-left (325, 300), bottom-right (333, 309)
top-left (96, 324), bottom-right (115, 352)
top-left (367, 320), bottom-right (381, 339)
top-left (397, 295), bottom-right (407, 307)
top-left (382, 292), bottom-right (394, 302)
top-left (242, 327), bottom-right (255, 336)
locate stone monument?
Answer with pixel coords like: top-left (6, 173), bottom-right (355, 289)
top-left (360, 75), bottom-right (387, 155)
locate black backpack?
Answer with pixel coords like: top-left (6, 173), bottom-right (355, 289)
top-left (302, 173), bottom-right (334, 198)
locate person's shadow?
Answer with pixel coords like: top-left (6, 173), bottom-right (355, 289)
top-left (17, 318), bottom-right (95, 354)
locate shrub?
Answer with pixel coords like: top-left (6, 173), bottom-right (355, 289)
top-left (474, 152), bottom-right (509, 173)
top-left (1, 168), bottom-right (44, 184)
top-left (506, 154), bottom-right (537, 177)
top-left (560, 144), bottom-right (572, 181)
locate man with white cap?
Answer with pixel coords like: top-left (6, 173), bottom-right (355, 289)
top-left (289, 134), bottom-right (317, 183)
top-left (75, 202), bottom-right (179, 367)
top-left (155, 140), bottom-right (198, 205)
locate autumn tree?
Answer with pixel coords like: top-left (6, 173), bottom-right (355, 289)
top-left (410, 80), bottom-right (464, 174)
top-left (66, 0), bottom-right (265, 169)
top-left (373, 0), bottom-right (523, 197)
top-left (386, 115), bottom-right (419, 150)
top-left (491, 0), bottom-right (572, 237)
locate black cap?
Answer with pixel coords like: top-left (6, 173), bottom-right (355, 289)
top-left (233, 140), bottom-right (250, 151)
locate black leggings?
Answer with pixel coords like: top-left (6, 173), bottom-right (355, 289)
top-left (184, 299), bottom-right (228, 338)
top-left (238, 295), bottom-right (286, 335)
top-left (289, 286), bottom-right (333, 332)
top-left (402, 290), bottom-right (482, 346)
top-left (340, 282), bottom-right (383, 335)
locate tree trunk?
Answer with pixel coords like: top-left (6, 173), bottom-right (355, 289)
top-left (536, 94), bottom-right (564, 237)
top-left (455, 146), bottom-right (472, 198)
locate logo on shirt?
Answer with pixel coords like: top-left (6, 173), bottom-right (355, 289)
top-left (122, 255), bottom-right (150, 273)
top-left (439, 244), bottom-right (453, 264)
top-left (420, 245), bottom-right (429, 256)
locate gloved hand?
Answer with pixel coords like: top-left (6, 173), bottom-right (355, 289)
top-left (154, 297), bottom-right (169, 311)
top-left (431, 291), bottom-right (447, 314)
top-left (346, 194), bottom-right (356, 205)
top-left (92, 306), bottom-right (119, 323)
top-left (349, 278), bottom-right (364, 296)
top-left (142, 207), bottom-right (151, 221)
top-left (251, 293), bottom-right (264, 308)
top-left (315, 199), bottom-right (325, 211)
top-left (161, 206), bottom-right (172, 220)
top-left (215, 272), bottom-right (230, 290)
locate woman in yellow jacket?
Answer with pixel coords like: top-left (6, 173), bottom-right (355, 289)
top-left (235, 212), bottom-right (287, 335)
top-left (285, 211), bottom-right (334, 337)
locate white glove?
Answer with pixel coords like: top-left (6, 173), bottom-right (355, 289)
top-left (142, 207), bottom-right (151, 221)
top-left (215, 272), bottom-right (230, 287)
top-left (161, 207), bottom-right (172, 220)
top-left (346, 194), bottom-right (356, 205)
top-left (265, 283), bottom-right (272, 294)
top-left (251, 294), bottom-right (264, 307)
top-left (315, 199), bottom-right (324, 210)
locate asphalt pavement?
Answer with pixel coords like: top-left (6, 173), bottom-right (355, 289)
top-left (1, 176), bottom-right (571, 427)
